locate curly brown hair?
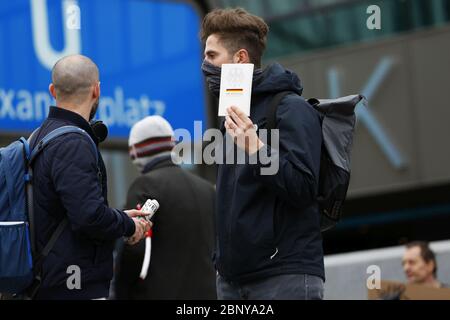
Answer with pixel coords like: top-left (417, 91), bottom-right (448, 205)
top-left (200, 8), bottom-right (269, 67)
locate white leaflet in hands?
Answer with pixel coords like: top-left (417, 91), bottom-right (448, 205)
top-left (140, 199), bottom-right (159, 222)
top-left (218, 63), bottom-right (254, 116)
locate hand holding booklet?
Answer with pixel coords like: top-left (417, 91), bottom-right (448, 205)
top-left (218, 63), bottom-right (254, 116)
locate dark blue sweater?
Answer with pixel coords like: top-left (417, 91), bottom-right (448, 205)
top-left (215, 63), bottom-right (325, 284)
top-left (30, 107), bottom-right (135, 299)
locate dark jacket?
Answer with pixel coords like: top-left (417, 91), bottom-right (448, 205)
top-left (30, 106), bottom-right (135, 300)
top-left (215, 63), bottom-right (325, 284)
top-left (115, 156), bottom-right (217, 299)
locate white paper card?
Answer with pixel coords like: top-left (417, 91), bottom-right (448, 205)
top-left (218, 63), bottom-right (254, 116)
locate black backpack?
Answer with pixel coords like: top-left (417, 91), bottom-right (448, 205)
top-left (266, 91), bottom-right (365, 231)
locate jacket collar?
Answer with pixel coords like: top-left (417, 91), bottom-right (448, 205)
top-left (142, 154), bottom-right (176, 174)
top-left (48, 106), bottom-right (99, 145)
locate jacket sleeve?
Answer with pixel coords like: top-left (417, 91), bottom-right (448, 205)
top-left (250, 94), bottom-right (322, 209)
top-left (51, 135), bottom-right (135, 241)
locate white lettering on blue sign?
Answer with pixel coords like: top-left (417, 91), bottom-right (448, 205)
top-left (0, 87), bottom-right (165, 128)
top-left (30, 0), bottom-right (82, 71)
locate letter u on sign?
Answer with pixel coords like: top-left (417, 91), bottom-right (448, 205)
top-left (30, 0), bottom-right (82, 70)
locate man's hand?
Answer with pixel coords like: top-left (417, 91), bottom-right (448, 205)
top-left (126, 218), bottom-right (151, 245)
top-left (225, 106), bottom-right (264, 155)
top-left (124, 209), bottom-right (149, 218)
top-left (124, 209), bottom-right (152, 245)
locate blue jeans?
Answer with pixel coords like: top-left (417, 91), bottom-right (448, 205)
top-left (216, 273), bottom-right (324, 300)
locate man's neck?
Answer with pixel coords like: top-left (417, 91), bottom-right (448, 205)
top-left (56, 101), bottom-right (90, 122)
top-left (421, 277), bottom-right (441, 288)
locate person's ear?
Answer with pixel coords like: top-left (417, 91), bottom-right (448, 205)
top-left (233, 49), bottom-right (250, 64)
top-left (93, 82), bottom-right (100, 99)
top-left (49, 83), bottom-right (57, 99)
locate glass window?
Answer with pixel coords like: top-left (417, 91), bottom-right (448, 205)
top-left (210, 0), bottom-right (450, 59)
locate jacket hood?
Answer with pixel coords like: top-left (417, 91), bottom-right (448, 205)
top-left (252, 62), bottom-right (303, 96)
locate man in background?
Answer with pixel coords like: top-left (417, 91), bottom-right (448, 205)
top-left (114, 116), bottom-right (216, 299)
top-left (402, 241), bottom-right (448, 288)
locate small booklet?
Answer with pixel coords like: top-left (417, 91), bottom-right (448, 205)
top-left (218, 63), bottom-right (254, 116)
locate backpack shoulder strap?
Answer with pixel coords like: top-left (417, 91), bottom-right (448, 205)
top-left (265, 91), bottom-right (296, 146)
top-left (33, 218), bottom-right (68, 268)
top-left (266, 91), bottom-right (296, 130)
top-left (29, 125), bottom-right (98, 164)
top-left (25, 217), bottom-right (68, 299)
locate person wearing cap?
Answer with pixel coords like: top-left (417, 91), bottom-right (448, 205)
top-left (114, 116), bottom-right (217, 299)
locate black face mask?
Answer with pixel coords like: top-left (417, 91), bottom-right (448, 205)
top-left (201, 60), bottom-right (222, 97)
top-left (201, 60), bottom-right (264, 97)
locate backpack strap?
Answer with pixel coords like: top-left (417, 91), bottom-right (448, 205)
top-left (29, 126), bottom-right (98, 164)
top-left (25, 218), bottom-right (69, 299)
top-left (265, 91), bottom-right (295, 145)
